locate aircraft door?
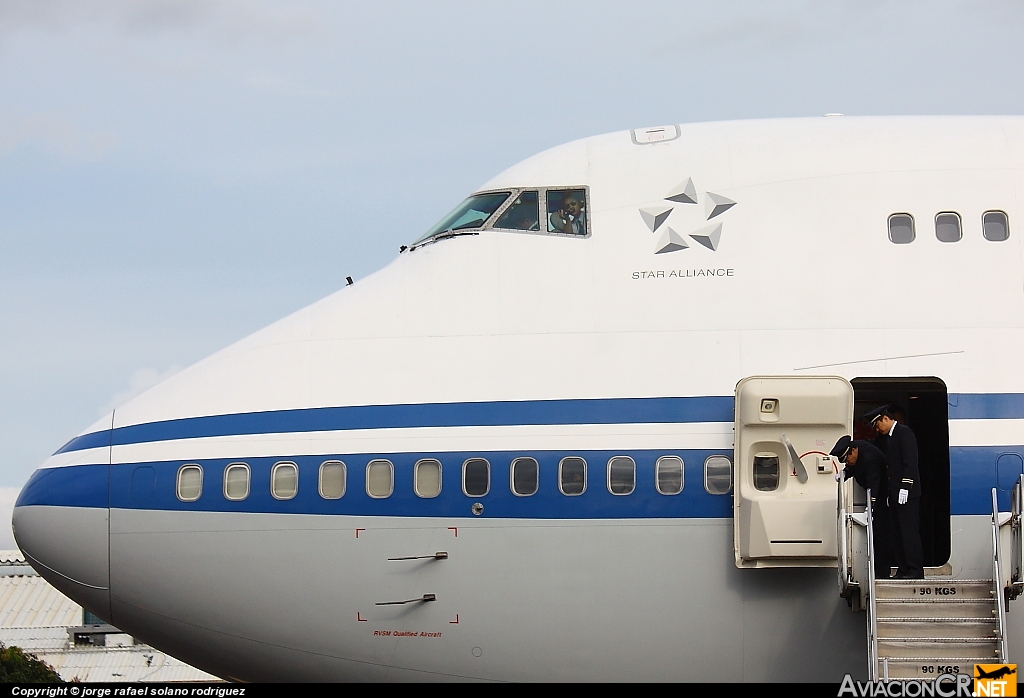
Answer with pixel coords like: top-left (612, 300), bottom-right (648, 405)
top-left (734, 376), bottom-right (853, 568)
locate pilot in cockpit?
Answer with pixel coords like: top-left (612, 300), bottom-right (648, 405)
top-left (548, 191), bottom-right (586, 235)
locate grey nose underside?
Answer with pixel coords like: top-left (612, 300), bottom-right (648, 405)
top-left (13, 504), bottom-right (111, 622)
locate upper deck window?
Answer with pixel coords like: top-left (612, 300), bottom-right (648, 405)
top-left (413, 192), bottom-right (511, 245)
top-left (983, 211), bottom-right (1009, 241)
top-left (935, 212), bottom-right (962, 243)
top-left (888, 213), bottom-right (915, 244)
top-left (547, 189), bottom-right (587, 235)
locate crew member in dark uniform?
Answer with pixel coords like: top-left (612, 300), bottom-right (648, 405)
top-left (830, 435), bottom-right (890, 577)
top-left (865, 405), bottom-right (924, 579)
top-left (873, 404), bottom-right (907, 454)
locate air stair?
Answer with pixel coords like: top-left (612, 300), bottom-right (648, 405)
top-left (839, 477), bottom-right (1024, 680)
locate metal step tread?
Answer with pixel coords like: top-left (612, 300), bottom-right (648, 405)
top-left (876, 579), bottom-right (991, 585)
top-left (878, 617), bottom-right (996, 622)
top-left (876, 598), bottom-right (995, 604)
top-left (876, 618), bottom-right (995, 622)
top-left (878, 657), bottom-right (995, 662)
top-left (880, 637), bottom-right (999, 644)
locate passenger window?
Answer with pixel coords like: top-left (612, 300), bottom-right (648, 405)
top-left (704, 455), bottom-right (732, 495)
top-left (510, 457), bottom-right (539, 496)
top-left (656, 456), bottom-right (684, 495)
top-left (494, 191), bottom-right (540, 231)
top-left (414, 459), bottom-right (442, 498)
top-left (546, 189), bottom-right (587, 235)
top-left (366, 460), bottom-right (394, 498)
top-left (559, 457), bottom-right (587, 495)
top-left (223, 463), bottom-right (250, 501)
top-left (983, 210), bottom-right (1010, 241)
top-left (752, 453), bottom-right (780, 491)
top-left (935, 212), bottom-right (961, 242)
top-left (176, 464), bottom-right (203, 502)
top-left (319, 461), bottom-right (346, 499)
top-left (888, 213), bottom-right (915, 244)
top-left (463, 458), bottom-right (490, 496)
top-left (607, 456), bottom-right (635, 495)
top-left (271, 462), bottom-right (298, 500)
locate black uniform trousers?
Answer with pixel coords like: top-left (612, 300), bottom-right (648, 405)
top-left (889, 496), bottom-right (924, 578)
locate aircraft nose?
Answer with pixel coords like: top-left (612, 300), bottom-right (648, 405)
top-left (13, 463), bottom-right (111, 621)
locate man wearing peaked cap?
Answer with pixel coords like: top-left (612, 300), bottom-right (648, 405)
top-left (830, 435), bottom-right (890, 577)
top-left (865, 405), bottom-right (924, 579)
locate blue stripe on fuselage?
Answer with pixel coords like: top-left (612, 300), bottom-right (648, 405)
top-left (56, 396), bottom-right (734, 455)
top-left (53, 393), bottom-right (1024, 456)
top-left (15, 464), bottom-right (109, 509)
top-left (19, 445), bottom-right (1024, 518)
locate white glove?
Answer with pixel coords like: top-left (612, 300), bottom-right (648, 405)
top-left (898, 489), bottom-right (909, 505)
top-left (834, 472), bottom-right (841, 482)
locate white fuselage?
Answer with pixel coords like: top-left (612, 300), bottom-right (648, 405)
top-left (13, 116), bottom-right (1024, 681)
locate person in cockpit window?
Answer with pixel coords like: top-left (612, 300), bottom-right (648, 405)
top-left (831, 435), bottom-right (890, 577)
top-left (548, 191), bottom-right (586, 235)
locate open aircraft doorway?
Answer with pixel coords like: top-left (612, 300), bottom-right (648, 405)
top-left (851, 377), bottom-right (951, 569)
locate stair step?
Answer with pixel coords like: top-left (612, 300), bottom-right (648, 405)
top-left (874, 580), bottom-right (995, 600)
top-left (878, 638), bottom-right (1000, 660)
top-left (875, 659), bottom-right (979, 680)
top-left (876, 619), bottom-right (998, 639)
top-left (875, 599), bottom-right (996, 619)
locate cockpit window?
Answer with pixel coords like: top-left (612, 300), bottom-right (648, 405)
top-left (410, 186), bottom-right (590, 247)
top-left (414, 192), bottom-right (511, 245)
top-left (547, 189), bottom-right (587, 235)
top-left (494, 191), bottom-right (540, 231)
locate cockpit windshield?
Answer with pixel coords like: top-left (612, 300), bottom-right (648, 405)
top-left (410, 186), bottom-right (589, 248)
top-left (413, 192), bottom-right (511, 245)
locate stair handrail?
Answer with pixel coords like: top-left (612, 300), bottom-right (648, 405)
top-left (991, 487), bottom-right (1009, 661)
top-left (866, 487), bottom-right (879, 681)
top-left (1010, 475), bottom-right (1024, 601)
top-left (837, 473), bottom-right (851, 598)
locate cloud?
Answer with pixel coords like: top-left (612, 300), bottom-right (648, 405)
top-left (0, 112), bottom-right (117, 161)
top-left (101, 365), bottom-right (182, 416)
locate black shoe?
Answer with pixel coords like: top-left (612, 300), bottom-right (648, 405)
top-left (896, 571), bottom-right (924, 580)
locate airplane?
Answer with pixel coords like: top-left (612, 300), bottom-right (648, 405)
top-left (11, 115), bottom-right (1024, 682)
top-left (976, 666), bottom-right (1017, 680)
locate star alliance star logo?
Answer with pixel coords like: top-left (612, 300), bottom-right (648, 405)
top-left (638, 178), bottom-right (736, 254)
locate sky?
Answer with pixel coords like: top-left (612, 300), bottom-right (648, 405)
top-left (1, 0), bottom-right (1023, 547)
